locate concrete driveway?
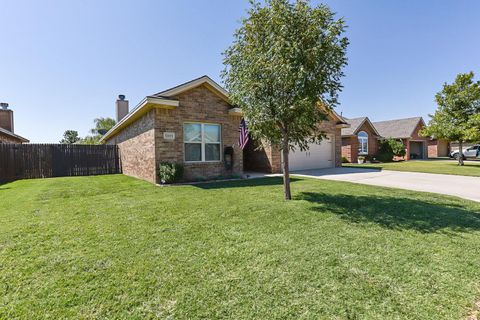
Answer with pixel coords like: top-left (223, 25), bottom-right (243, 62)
top-left (291, 167), bottom-right (480, 202)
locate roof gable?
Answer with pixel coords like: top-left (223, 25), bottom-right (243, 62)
top-left (152, 75), bottom-right (229, 102)
top-left (372, 117), bottom-right (424, 139)
top-left (341, 117), bottom-right (379, 136)
top-left (101, 76), bottom-right (231, 143)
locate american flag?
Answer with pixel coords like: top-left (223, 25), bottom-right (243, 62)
top-left (238, 118), bottom-right (249, 150)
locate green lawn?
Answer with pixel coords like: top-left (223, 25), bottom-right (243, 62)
top-left (1, 175), bottom-right (480, 319)
top-left (344, 159), bottom-right (480, 177)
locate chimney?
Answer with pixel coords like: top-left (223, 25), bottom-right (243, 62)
top-left (0, 102), bottom-right (14, 133)
top-left (116, 95), bottom-right (129, 122)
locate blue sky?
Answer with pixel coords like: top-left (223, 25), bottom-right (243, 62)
top-left (1, 0), bottom-right (479, 143)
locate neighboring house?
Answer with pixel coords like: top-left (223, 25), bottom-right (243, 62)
top-left (372, 117), bottom-right (447, 160)
top-left (101, 76), bottom-right (348, 183)
top-left (341, 116), bottom-right (449, 162)
top-left (0, 103), bottom-right (29, 144)
top-left (341, 117), bottom-right (381, 163)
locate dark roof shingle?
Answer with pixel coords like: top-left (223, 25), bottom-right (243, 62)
top-left (372, 117), bottom-right (423, 139)
top-left (341, 117), bottom-right (367, 136)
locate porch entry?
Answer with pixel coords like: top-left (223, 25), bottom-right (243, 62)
top-left (409, 141), bottom-right (426, 159)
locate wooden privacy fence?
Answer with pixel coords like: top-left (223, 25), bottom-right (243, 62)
top-left (0, 144), bottom-right (121, 182)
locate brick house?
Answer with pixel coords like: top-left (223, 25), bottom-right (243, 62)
top-left (341, 117), bottom-right (380, 163)
top-left (341, 116), bottom-right (449, 162)
top-left (101, 76), bottom-right (348, 183)
top-left (0, 103), bottom-right (29, 144)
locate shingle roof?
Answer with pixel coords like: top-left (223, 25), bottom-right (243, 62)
top-left (0, 127), bottom-right (29, 143)
top-left (341, 117), bottom-right (367, 136)
top-left (372, 117), bottom-right (424, 139)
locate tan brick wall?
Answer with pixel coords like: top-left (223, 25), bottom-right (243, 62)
top-left (0, 132), bottom-right (24, 144)
top-left (106, 109), bottom-right (157, 183)
top-left (341, 137), bottom-right (353, 163)
top-left (155, 85), bottom-right (243, 181)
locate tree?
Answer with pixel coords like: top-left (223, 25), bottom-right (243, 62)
top-left (222, 0), bottom-right (348, 200)
top-left (59, 130), bottom-right (81, 144)
top-left (80, 117), bottom-right (116, 145)
top-left (90, 117), bottom-right (116, 136)
top-left (422, 72), bottom-right (480, 166)
top-left (377, 138), bottom-right (406, 162)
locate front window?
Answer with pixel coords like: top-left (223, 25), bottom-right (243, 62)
top-left (358, 131), bottom-right (368, 155)
top-left (184, 123), bottom-right (221, 162)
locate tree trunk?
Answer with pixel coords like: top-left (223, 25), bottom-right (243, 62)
top-left (281, 135), bottom-right (292, 201)
top-left (458, 141), bottom-right (464, 166)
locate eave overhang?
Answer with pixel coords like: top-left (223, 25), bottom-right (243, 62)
top-left (100, 97), bottom-right (179, 143)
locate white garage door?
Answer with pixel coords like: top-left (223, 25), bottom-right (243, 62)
top-left (289, 135), bottom-right (334, 171)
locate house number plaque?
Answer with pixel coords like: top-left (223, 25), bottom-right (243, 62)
top-left (163, 132), bottom-right (175, 140)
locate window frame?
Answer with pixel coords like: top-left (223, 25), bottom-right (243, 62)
top-left (183, 122), bottom-right (222, 163)
top-left (357, 131), bottom-right (369, 155)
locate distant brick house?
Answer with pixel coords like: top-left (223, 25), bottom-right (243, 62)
top-left (101, 76), bottom-right (348, 183)
top-left (341, 117), bottom-right (380, 163)
top-left (341, 116), bottom-right (449, 162)
top-left (0, 103), bottom-right (29, 144)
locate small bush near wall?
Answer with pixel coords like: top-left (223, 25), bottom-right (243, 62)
top-left (158, 163), bottom-right (184, 184)
top-left (342, 156), bottom-right (350, 163)
top-left (377, 139), bottom-right (406, 162)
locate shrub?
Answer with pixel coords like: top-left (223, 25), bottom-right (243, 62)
top-left (342, 156), bottom-right (350, 163)
top-left (158, 162), bottom-right (184, 184)
top-left (377, 139), bottom-right (406, 162)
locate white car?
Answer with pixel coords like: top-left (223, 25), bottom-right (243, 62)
top-left (450, 144), bottom-right (480, 160)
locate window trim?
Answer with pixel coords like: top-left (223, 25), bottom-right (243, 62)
top-left (358, 131), bottom-right (368, 155)
top-left (183, 122), bottom-right (222, 163)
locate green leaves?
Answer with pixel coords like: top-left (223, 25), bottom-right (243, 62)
top-left (423, 72), bottom-right (480, 143)
top-left (222, 0), bottom-right (348, 150)
top-left (59, 130), bottom-right (81, 144)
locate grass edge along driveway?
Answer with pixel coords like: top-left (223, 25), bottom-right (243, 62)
top-left (343, 159), bottom-right (480, 177)
top-left (1, 174), bottom-right (480, 319)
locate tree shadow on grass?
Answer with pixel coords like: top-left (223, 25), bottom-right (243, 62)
top-left (0, 181), bottom-right (11, 190)
top-left (298, 192), bottom-right (480, 234)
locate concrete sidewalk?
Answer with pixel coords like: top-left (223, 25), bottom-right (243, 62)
top-left (290, 167), bottom-right (480, 202)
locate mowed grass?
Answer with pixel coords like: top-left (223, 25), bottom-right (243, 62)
top-left (344, 159), bottom-right (480, 177)
top-left (1, 175), bottom-right (480, 319)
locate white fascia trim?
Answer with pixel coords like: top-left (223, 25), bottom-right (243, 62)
top-left (160, 76), bottom-right (229, 99)
top-left (145, 96), bottom-right (179, 107)
top-left (100, 97), bottom-right (179, 143)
